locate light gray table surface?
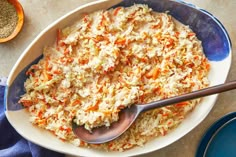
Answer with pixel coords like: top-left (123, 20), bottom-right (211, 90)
top-left (0, 0), bottom-right (236, 157)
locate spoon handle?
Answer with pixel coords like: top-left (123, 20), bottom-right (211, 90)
top-left (140, 80), bottom-right (236, 112)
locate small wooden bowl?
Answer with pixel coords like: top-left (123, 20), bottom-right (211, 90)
top-left (0, 0), bottom-right (24, 43)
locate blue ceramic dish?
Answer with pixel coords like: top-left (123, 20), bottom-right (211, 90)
top-left (196, 112), bottom-right (236, 157)
top-left (4, 0), bottom-right (232, 156)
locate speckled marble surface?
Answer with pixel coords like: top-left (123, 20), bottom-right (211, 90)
top-left (0, 0), bottom-right (236, 157)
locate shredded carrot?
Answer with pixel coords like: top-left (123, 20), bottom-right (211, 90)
top-left (67, 57), bottom-right (74, 63)
top-left (83, 14), bottom-right (89, 23)
top-left (72, 100), bottom-right (81, 106)
top-left (188, 32), bottom-right (195, 37)
top-left (167, 121), bottom-right (172, 125)
top-left (45, 60), bottom-right (52, 71)
top-left (140, 57), bottom-right (148, 63)
top-left (153, 87), bottom-right (161, 93)
top-left (117, 105), bottom-right (126, 110)
top-left (175, 101), bottom-right (188, 107)
top-left (166, 38), bottom-right (174, 48)
top-left (115, 38), bottom-right (127, 45)
top-left (78, 58), bottom-right (89, 65)
top-left (86, 100), bottom-right (101, 111)
top-left (113, 7), bottom-right (122, 16)
top-left (43, 71), bottom-right (52, 81)
top-left (63, 48), bottom-right (70, 55)
top-left (53, 69), bottom-right (62, 74)
top-left (175, 31), bottom-right (180, 37)
top-left (25, 70), bottom-right (34, 76)
top-left (152, 67), bottom-right (160, 79)
top-left (151, 23), bottom-right (161, 29)
top-left (145, 67), bottom-right (160, 79)
top-left (37, 110), bottom-right (43, 118)
top-left (99, 14), bottom-right (107, 26)
top-left (162, 113), bottom-right (169, 117)
top-left (145, 69), bottom-right (153, 78)
top-left (206, 63), bottom-right (211, 70)
top-left (19, 99), bottom-right (34, 107)
top-left (108, 143), bottom-right (113, 148)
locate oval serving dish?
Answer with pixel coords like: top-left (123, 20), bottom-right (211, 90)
top-left (5, 0), bottom-right (232, 156)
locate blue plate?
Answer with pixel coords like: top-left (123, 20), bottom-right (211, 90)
top-left (196, 112), bottom-right (236, 157)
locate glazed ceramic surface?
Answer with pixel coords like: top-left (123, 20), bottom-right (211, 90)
top-left (196, 112), bottom-right (236, 157)
top-left (5, 0), bottom-right (231, 156)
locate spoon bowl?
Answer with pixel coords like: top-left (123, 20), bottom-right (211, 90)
top-left (72, 105), bottom-right (140, 144)
top-left (72, 80), bottom-right (236, 144)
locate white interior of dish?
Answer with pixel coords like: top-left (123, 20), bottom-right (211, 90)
top-left (5, 0), bottom-right (232, 156)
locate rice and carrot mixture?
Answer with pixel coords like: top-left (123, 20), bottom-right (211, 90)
top-left (19, 4), bottom-right (210, 151)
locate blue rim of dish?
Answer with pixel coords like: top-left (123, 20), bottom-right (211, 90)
top-left (196, 112), bottom-right (236, 157)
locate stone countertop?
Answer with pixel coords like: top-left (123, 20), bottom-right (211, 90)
top-left (0, 0), bottom-right (236, 157)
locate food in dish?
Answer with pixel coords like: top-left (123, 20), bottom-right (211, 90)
top-left (19, 4), bottom-right (210, 151)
